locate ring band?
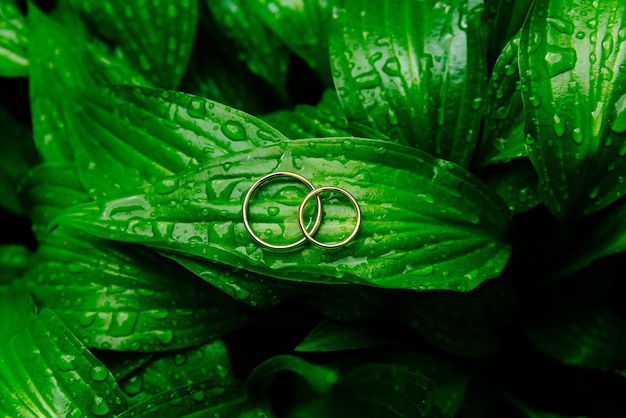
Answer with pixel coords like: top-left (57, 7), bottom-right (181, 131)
top-left (298, 186), bottom-right (361, 249)
top-left (242, 171), bottom-right (322, 250)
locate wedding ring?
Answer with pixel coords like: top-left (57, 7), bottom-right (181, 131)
top-left (242, 172), bottom-right (322, 250)
top-left (242, 172), bottom-right (361, 249)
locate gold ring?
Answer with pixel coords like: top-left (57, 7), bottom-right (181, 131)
top-left (298, 186), bottom-right (361, 248)
top-left (242, 171), bottom-right (322, 250)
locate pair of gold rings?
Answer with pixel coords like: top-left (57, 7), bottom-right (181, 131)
top-left (242, 172), bottom-right (361, 249)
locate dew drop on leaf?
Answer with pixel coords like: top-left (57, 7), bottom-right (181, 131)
top-left (90, 396), bottom-right (110, 416)
top-left (221, 120), bottom-right (247, 141)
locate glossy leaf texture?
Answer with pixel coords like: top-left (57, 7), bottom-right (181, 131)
top-left (68, 0), bottom-right (198, 89)
top-left (56, 138), bottom-right (511, 291)
top-left (21, 164), bottom-right (246, 352)
top-left (28, 4), bottom-right (94, 163)
top-left (0, 0), bottom-right (28, 76)
top-left (119, 339), bottom-right (232, 403)
top-left (295, 318), bottom-right (391, 352)
top-left (330, 0), bottom-right (486, 167)
top-left (0, 287), bottom-right (128, 417)
top-left (519, 0), bottom-right (626, 219)
top-left (476, 32), bottom-right (527, 168)
top-left (205, 0), bottom-right (290, 92)
top-left (0, 244), bottom-right (31, 284)
top-left (481, 0), bottom-right (532, 68)
top-left (0, 106), bottom-right (39, 215)
top-left (70, 85), bottom-right (288, 200)
top-left (246, 0), bottom-right (334, 84)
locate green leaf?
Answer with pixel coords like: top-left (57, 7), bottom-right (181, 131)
top-left (519, 0), bottom-right (626, 219)
top-left (115, 379), bottom-right (250, 418)
top-left (0, 287), bottom-right (128, 417)
top-left (0, 106), bottom-right (39, 216)
top-left (68, 0), bottom-right (198, 89)
top-left (330, 0), bottom-right (487, 167)
top-left (28, 4), bottom-right (94, 163)
top-left (481, 0), bottom-right (532, 68)
top-left (56, 138), bottom-right (511, 291)
top-left (0, 244), bottom-right (31, 284)
top-left (477, 32), bottom-right (527, 167)
top-left (0, 0), bottom-right (28, 76)
top-left (95, 351), bottom-right (153, 381)
top-left (119, 339), bottom-right (232, 404)
top-left (523, 299), bottom-right (626, 372)
top-left (480, 159), bottom-right (542, 214)
top-left (295, 318), bottom-right (390, 352)
top-left (205, 0), bottom-right (289, 91)
top-left (25, 225), bottom-right (246, 352)
top-left (70, 85), bottom-right (288, 200)
top-left (246, 0), bottom-right (334, 84)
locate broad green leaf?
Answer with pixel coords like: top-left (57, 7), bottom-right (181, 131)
top-left (556, 195), bottom-right (626, 276)
top-left (330, 0), bottom-right (487, 167)
top-left (179, 14), bottom-right (281, 114)
top-left (25, 225), bottom-right (246, 352)
top-left (0, 0), bottom-right (28, 76)
top-left (519, 0), bottom-right (626, 219)
top-left (28, 4), bottom-right (94, 163)
top-left (21, 164), bottom-right (246, 351)
top-left (476, 32), bottom-right (527, 168)
top-left (206, 0), bottom-right (289, 92)
top-left (0, 287), bottom-right (128, 417)
top-left (68, 0), bottom-right (198, 89)
top-left (70, 85), bottom-right (288, 200)
top-left (246, 0), bottom-right (334, 84)
top-left (0, 244), bottom-right (30, 284)
top-left (481, 0), bottom-right (532, 68)
top-left (0, 106), bottom-right (39, 216)
top-left (523, 300), bottom-right (626, 372)
top-left (115, 379), bottom-right (250, 418)
top-left (295, 318), bottom-right (390, 352)
top-left (480, 159), bottom-right (541, 214)
top-left (391, 278), bottom-right (519, 358)
top-left (119, 339), bottom-right (232, 404)
top-left (56, 138), bottom-right (511, 291)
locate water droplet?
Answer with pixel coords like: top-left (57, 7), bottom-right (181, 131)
top-left (524, 134), bottom-right (536, 145)
top-left (602, 33), bottom-right (614, 61)
top-left (144, 309), bottom-right (169, 320)
top-left (418, 193), bottom-right (435, 204)
top-left (374, 146), bottom-right (387, 155)
top-left (152, 330), bottom-right (174, 346)
top-left (545, 47), bottom-right (577, 77)
top-left (586, 18), bottom-right (598, 29)
top-left (341, 139), bottom-right (355, 150)
top-left (221, 120), bottom-right (247, 141)
top-left (190, 391), bottom-right (205, 402)
top-left (589, 185), bottom-right (600, 199)
top-left (154, 178), bottom-right (178, 194)
top-left (528, 95), bottom-right (542, 108)
top-left (267, 206), bottom-right (280, 216)
top-left (572, 127), bottom-right (583, 144)
top-left (174, 353), bottom-right (187, 366)
top-left (576, 31), bottom-right (585, 39)
top-left (90, 365), bottom-right (109, 382)
top-left (382, 57), bottom-right (401, 76)
top-left (122, 375), bottom-right (143, 396)
top-left (90, 397), bottom-right (110, 416)
top-left (368, 51), bottom-right (383, 64)
top-left (552, 114), bottom-right (565, 137)
top-left (547, 17), bottom-right (574, 35)
top-left (55, 354), bottom-right (75, 372)
top-left (215, 364), bottom-right (229, 378)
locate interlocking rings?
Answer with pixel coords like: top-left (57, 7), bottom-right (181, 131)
top-left (242, 172), bottom-right (361, 249)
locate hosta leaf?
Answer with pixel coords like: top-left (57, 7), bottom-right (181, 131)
top-left (0, 287), bottom-right (127, 417)
top-left (119, 339), bottom-right (233, 404)
top-left (295, 318), bottom-right (390, 352)
top-left (28, 4), bottom-right (94, 163)
top-left (25, 224), bottom-right (246, 352)
top-left (524, 299), bottom-right (626, 372)
top-left (480, 159), bottom-right (541, 214)
top-left (330, 0), bottom-right (486, 167)
top-left (477, 32), bottom-right (527, 168)
top-left (391, 277), bottom-right (519, 358)
top-left (557, 195), bottom-right (626, 276)
top-left (0, 244), bottom-right (31, 284)
top-left (0, 106), bottom-right (39, 216)
top-left (115, 379), bottom-right (250, 418)
top-left (0, 0), bottom-right (28, 76)
top-left (56, 138), bottom-right (511, 291)
top-left (519, 0), bottom-right (626, 219)
top-left (481, 0), bottom-right (532, 68)
top-left (70, 85), bottom-right (288, 200)
top-left (247, 0), bottom-right (334, 84)
top-left (206, 0), bottom-right (289, 91)
top-left (68, 0), bottom-right (198, 89)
